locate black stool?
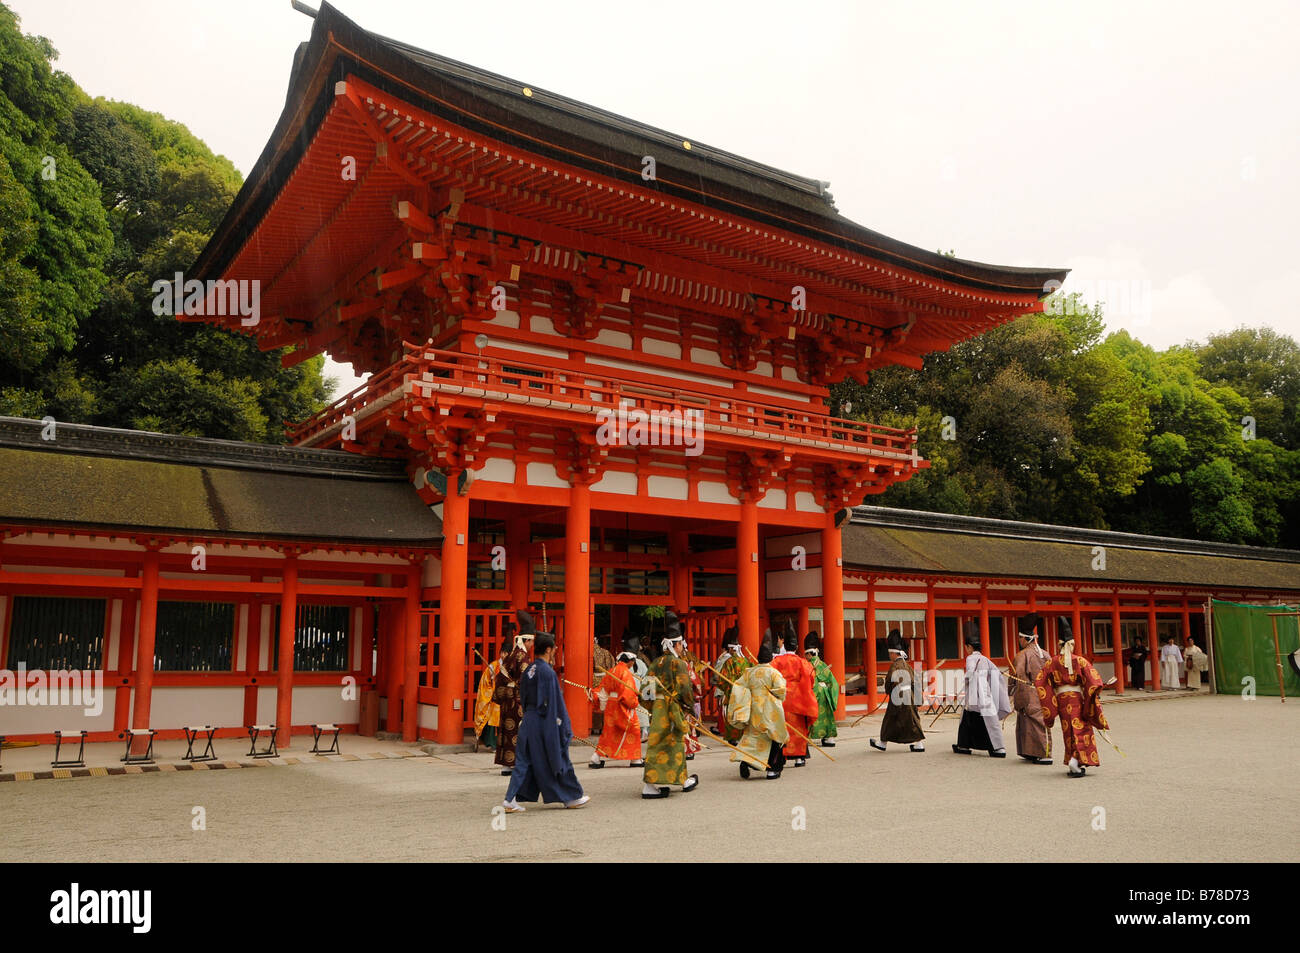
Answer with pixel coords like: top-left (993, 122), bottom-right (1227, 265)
top-left (247, 724), bottom-right (278, 759)
top-left (53, 729), bottom-right (87, 768)
top-left (183, 725), bottom-right (218, 762)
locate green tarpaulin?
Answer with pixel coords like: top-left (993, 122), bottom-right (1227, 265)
top-left (1210, 600), bottom-right (1300, 697)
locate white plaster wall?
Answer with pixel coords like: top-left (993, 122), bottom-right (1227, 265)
top-left (474, 458), bottom-right (516, 483)
top-left (765, 531), bottom-right (820, 558)
top-left (486, 308), bottom-right (521, 329)
top-left (875, 591), bottom-right (928, 604)
top-left (149, 686), bottom-right (244, 730)
top-left (595, 328), bottom-right (632, 349)
top-left (689, 348), bottom-right (723, 368)
top-left (758, 489), bottom-right (788, 510)
top-left (766, 568), bottom-right (823, 600)
top-left (254, 686), bottom-right (358, 726)
top-left (526, 461), bottom-right (570, 488)
top-left (647, 476), bottom-right (689, 500)
top-left (592, 470), bottom-right (637, 495)
top-left (419, 702), bottom-right (438, 731)
top-left (290, 685), bottom-right (360, 726)
top-left (795, 492), bottom-right (822, 513)
top-left (642, 338), bottom-right (681, 359)
top-left (529, 314), bottom-right (559, 335)
top-left (698, 481), bottom-right (739, 505)
top-left (0, 699), bottom-right (116, 735)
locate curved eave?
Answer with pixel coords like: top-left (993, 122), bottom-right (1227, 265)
top-left (192, 1), bottom-right (1067, 298)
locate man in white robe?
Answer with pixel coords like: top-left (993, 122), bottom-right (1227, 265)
top-left (1160, 637), bottom-right (1183, 691)
top-left (953, 622), bottom-right (1012, 758)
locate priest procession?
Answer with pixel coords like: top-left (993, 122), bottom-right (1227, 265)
top-left (479, 607), bottom-right (1115, 815)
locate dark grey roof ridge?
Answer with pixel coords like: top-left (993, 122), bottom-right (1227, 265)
top-left (851, 504), bottom-right (1300, 565)
top-left (370, 32), bottom-right (832, 201)
top-left (0, 417), bottom-right (407, 481)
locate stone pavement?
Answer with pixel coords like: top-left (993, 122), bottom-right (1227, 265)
top-left (1, 692), bottom-right (1293, 862)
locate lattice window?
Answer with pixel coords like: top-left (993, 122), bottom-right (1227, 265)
top-left (5, 596), bottom-right (105, 671)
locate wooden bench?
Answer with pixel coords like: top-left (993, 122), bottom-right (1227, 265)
top-left (121, 728), bottom-right (156, 765)
top-left (53, 729), bottom-right (87, 768)
top-left (310, 723), bottom-right (341, 755)
top-left (246, 724), bottom-right (278, 759)
top-left (182, 725), bottom-right (218, 763)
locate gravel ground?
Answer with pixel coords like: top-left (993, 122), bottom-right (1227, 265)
top-left (2, 693), bottom-right (1295, 862)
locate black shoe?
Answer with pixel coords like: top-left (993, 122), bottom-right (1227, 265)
top-left (686, 754), bottom-right (694, 761)
top-left (952, 745), bottom-right (972, 755)
top-left (909, 744), bottom-right (925, 753)
top-left (764, 770), bottom-right (782, 779)
top-left (1068, 769), bottom-right (1085, 779)
top-left (500, 769), bottom-right (512, 775)
top-left (821, 739), bottom-right (836, 748)
top-left (739, 762), bottom-right (751, 779)
top-left (869, 739), bottom-right (886, 752)
top-left (682, 774), bottom-right (699, 793)
top-left (641, 787), bottom-right (671, 799)
top-left (1034, 757), bottom-right (1053, 765)
top-left (990, 750), bottom-right (1007, 758)
top-left (793, 758), bottom-right (806, 767)
top-left (630, 759), bottom-right (644, 768)
top-left (588, 760), bottom-right (605, 769)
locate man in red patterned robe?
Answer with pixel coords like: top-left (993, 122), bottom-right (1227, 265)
top-left (1034, 617), bottom-right (1110, 778)
top-left (589, 645), bottom-right (644, 768)
top-left (770, 622), bottom-right (818, 768)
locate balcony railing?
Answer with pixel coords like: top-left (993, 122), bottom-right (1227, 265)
top-left (289, 344), bottom-right (919, 462)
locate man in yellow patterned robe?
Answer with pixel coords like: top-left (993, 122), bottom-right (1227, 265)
top-left (473, 656), bottom-right (501, 752)
top-left (728, 633), bottom-right (789, 780)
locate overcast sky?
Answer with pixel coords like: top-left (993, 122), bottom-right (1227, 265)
top-left (9, 0), bottom-right (1298, 398)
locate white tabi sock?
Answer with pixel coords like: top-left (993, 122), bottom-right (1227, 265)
top-left (641, 782), bottom-right (661, 796)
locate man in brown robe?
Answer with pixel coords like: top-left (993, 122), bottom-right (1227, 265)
top-left (1011, 612), bottom-right (1053, 765)
top-left (869, 629), bottom-right (925, 752)
top-left (493, 610), bottom-right (535, 776)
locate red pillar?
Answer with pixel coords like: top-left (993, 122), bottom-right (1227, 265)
top-left (275, 557), bottom-right (299, 747)
top-left (865, 578), bottom-right (878, 708)
top-left (114, 586), bottom-right (138, 736)
top-left (1179, 596), bottom-right (1192, 686)
top-left (402, 562), bottom-right (423, 742)
top-left (130, 548), bottom-right (160, 753)
top-left (924, 580), bottom-right (937, 682)
top-left (436, 472), bottom-right (470, 744)
top-left (506, 517), bottom-right (530, 610)
top-left (820, 513), bottom-right (846, 718)
top-left (241, 593), bottom-right (260, 728)
top-left (612, 604), bottom-right (630, 653)
top-left (565, 482), bottom-right (592, 737)
top-left (670, 529), bottom-right (691, 614)
top-left (1147, 596), bottom-right (1159, 692)
top-left (978, 585), bottom-right (991, 658)
top-left (796, 605), bottom-right (810, 644)
top-left (1110, 593), bottom-right (1124, 694)
top-left (1070, 591), bottom-right (1082, 660)
top-left (383, 603), bottom-right (402, 733)
top-left (737, 499), bottom-right (760, 656)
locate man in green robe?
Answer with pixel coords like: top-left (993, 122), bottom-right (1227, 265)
top-left (803, 631), bottom-right (839, 747)
top-left (641, 611), bottom-right (699, 799)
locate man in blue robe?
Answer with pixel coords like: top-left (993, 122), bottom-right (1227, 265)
top-left (502, 630), bottom-right (590, 813)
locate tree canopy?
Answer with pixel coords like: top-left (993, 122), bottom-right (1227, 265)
top-left (0, 3), bottom-right (329, 441)
top-left (832, 304), bottom-right (1300, 548)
